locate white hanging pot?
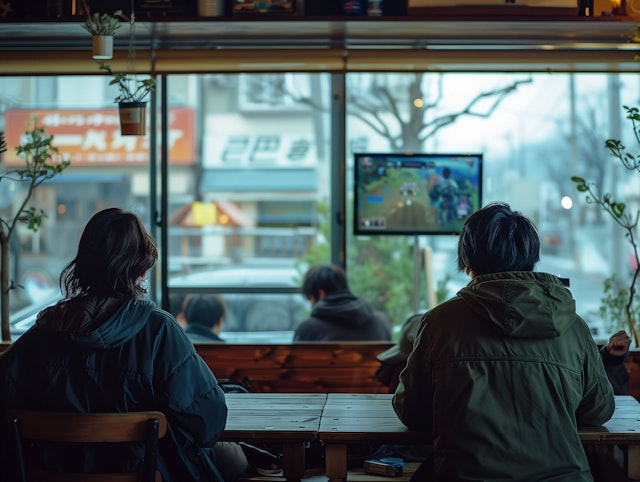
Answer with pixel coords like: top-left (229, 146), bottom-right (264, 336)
top-left (118, 101), bottom-right (147, 136)
top-left (92, 35), bottom-right (114, 60)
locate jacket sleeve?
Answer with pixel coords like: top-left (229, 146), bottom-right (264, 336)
top-left (599, 345), bottom-right (631, 395)
top-left (392, 314), bottom-right (433, 433)
top-left (575, 330), bottom-right (616, 427)
top-left (154, 319), bottom-right (228, 450)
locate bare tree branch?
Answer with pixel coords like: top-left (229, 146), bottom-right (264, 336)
top-left (282, 72), bottom-right (531, 152)
top-left (418, 78), bottom-right (532, 143)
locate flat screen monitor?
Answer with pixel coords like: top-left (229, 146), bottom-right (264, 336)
top-left (354, 152), bottom-right (483, 236)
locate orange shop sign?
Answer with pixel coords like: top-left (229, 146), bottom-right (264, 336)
top-left (3, 108), bottom-right (195, 166)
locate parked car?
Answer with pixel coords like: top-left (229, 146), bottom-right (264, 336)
top-left (169, 264), bottom-right (308, 334)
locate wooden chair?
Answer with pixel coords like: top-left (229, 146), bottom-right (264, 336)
top-left (6, 410), bottom-right (168, 482)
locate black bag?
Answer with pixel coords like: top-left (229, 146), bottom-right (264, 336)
top-left (218, 377), bottom-right (252, 394)
top-left (217, 377), bottom-right (283, 471)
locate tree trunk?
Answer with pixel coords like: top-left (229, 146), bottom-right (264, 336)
top-left (1, 234), bottom-right (11, 342)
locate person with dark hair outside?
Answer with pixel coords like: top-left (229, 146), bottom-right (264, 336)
top-left (393, 202), bottom-right (615, 482)
top-left (293, 263), bottom-right (392, 342)
top-left (183, 293), bottom-right (227, 343)
top-left (0, 208), bottom-right (228, 482)
top-left (169, 292), bottom-right (188, 328)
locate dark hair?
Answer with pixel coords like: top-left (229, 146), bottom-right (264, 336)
top-left (60, 208), bottom-right (158, 299)
top-left (301, 264), bottom-right (349, 300)
top-left (457, 201), bottom-right (540, 276)
top-left (168, 293), bottom-right (188, 318)
top-left (183, 294), bottom-right (226, 328)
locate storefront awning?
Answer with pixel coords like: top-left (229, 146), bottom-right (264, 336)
top-left (200, 168), bottom-right (316, 192)
top-left (170, 200), bottom-right (255, 228)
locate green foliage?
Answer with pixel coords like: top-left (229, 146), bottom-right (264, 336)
top-left (7, 121), bottom-right (69, 233)
top-left (571, 104), bottom-right (640, 346)
top-left (97, 60), bottom-right (157, 104)
top-left (83, 12), bottom-right (122, 36)
top-left (599, 275), bottom-right (640, 335)
top-left (0, 118), bottom-right (70, 341)
top-left (347, 235), bottom-right (415, 326)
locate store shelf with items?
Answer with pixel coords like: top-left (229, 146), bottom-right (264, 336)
top-left (1, 15), bottom-right (640, 52)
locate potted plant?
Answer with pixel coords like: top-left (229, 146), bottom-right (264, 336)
top-left (572, 104), bottom-right (640, 348)
top-left (0, 119), bottom-right (69, 342)
top-left (97, 60), bottom-right (156, 135)
top-left (96, 11), bottom-right (156, 136)
top-left (82, 11), bottom-right (122, 60)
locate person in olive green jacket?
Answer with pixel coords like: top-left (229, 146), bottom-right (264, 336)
top-left (393, 202), bottom-right (615, 482)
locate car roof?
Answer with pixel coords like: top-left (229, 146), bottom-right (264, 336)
top-left (169, 266), bottom-right (300, 288)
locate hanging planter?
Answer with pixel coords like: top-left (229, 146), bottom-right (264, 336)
top-left (83, 12), bottom-right (121, 60)
top-left (92, 35), bottom-right (114, 60)
top-left (118, 101), bottom-right (147, 136)
top-left (96, 9), bottom-right (156, 136)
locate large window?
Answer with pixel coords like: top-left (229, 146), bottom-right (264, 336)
top-left (166, 73), bottom-right (332, 341)
top-left (1, 70), bottom-right (637, 344)
top-left (345, 72), bottom-right (640, 343)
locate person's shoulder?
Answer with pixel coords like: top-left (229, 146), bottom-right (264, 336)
top-left (421, 296), bottom-right (466, 324)
top-left (372, 307), bottom-right (392, 324)
top-left (144, 306), bottom-right (197, 350)
top-left (294, 316), bottom-right (327, 341)
top-left (148, 304), bottom-right (182, 327)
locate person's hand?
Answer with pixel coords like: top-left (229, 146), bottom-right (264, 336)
top-left (606, 330), bottom-right (632, 357)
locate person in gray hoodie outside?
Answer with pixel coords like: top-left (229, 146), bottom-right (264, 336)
top-left (293, 263), bottom-right (392, 342)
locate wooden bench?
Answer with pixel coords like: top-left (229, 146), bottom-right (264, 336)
top-left (194, 342), bottom-right (395, 394)
top-left (2, 341), bottom-right (640, 398)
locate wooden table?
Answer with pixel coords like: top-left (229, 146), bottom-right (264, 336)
top-left (221, 393), bottom-right (327, 482)
top-left (318, 393), bottom-right (640, 482)
top-left (579, 395), bottom-right (640, 481)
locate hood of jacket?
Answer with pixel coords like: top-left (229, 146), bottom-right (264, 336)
top-left (311, 289), bottom-right (377, 328)
top-left (35, 295), bottom-right (155, 350)
top-left (457, 271), bottom-right (576, 339)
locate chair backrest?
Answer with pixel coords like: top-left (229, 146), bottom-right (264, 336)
top-left (6, 410), bottom-right (168, 482)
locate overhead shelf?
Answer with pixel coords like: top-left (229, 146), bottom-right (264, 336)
top-left (1, 13), bottom-right (639, 74)
top-left (0, 15), bottom-right (638, 51)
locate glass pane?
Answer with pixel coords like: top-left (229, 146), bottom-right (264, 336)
top-left (0, 75), bottom-right (153, 340)
top-left (166, 73), bottom-right (332, 343)
top-left (346, 72), bottom-right (639, 343)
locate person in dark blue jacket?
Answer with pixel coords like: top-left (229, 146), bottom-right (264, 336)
top-left (0, 207), bottom-right (228, 482)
